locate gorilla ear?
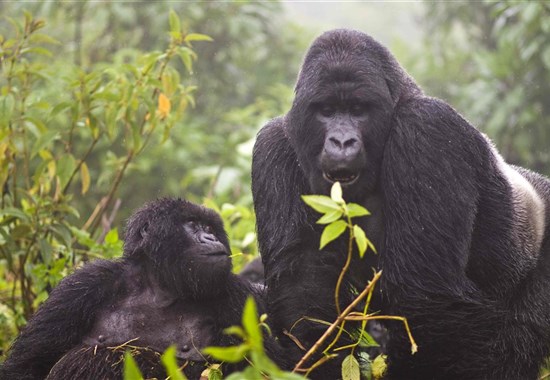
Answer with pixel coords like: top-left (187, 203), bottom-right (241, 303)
top-left (139, 223), bottom-right (149, 240)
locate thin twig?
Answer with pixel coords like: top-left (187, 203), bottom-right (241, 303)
top-left (293, 270), bottom-right (383, 373)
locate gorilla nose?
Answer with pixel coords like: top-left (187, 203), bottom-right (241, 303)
top-left (321, 131), bottom-right (366, 183)
top-left (199, 232), bottom-right (218, 244)
top-left (323, 129), bottom-right (364, 162)
top-left (327, 136), bottom-right (360, 157)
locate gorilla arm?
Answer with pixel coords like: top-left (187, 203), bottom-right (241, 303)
top-left (381, 97), bottom-right (550, 378)
top-left (252, 117), bottom-right (353, 375)
top-left (0, 260), bottom-right (125, 380)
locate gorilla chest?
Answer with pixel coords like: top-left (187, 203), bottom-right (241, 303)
top-left (84, 293), bottom-right (217, 361)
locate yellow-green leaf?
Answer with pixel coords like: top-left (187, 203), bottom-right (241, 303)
top-left (203, 345), bottom-right (249, 363)
top-left (353, 225), bottom-right (367, 258)
top-left (242, 297), bottom-right (262, 348)
top-left (342, 354), bottom-right (360, 380)
top-left (123, 352), bottom-right (144, 380)
top-left (169, 10), bottom-right (181, 34)
top-left (161, 345), bottom-right (187, 380)
top-left (316, 209), bottom-right (343, 225)
top-left (80, 162), bottom-right (90, 195)
top-left (372, 355), bottom-right (388, 380)
top-left (302, 195), bottom-right (341, 214)
top-left (320, 220), bottom-right (347, 249)
top-left (184, 33), bottom-right (213, 42)
top-left (347, 203), bottom-right (371, 218)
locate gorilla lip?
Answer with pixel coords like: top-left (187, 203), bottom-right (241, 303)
top-left (323, 170), bottom-right (359, 185)
top-left (201, 250), bottom-right (228, 257)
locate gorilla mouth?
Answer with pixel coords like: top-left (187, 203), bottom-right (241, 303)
top-left (202, 250), bottom-right (228, 257)
top-left (323, 169), bottom-right (359, 185)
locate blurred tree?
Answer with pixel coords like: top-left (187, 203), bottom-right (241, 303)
top-left (0, 1), bottom-right (306, 215)
top-left (410, 1), bottom-right (550, 174)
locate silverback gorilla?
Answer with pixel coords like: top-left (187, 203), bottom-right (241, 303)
top-left (1, 198), bottom-right (284, 379)
top-left (252, 29), bottom-right (550, 379)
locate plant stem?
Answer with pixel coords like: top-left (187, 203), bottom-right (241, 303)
top-left (293, 270), bottom-right (382, 373)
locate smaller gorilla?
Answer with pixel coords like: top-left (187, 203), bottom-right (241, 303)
top-left (1, 198), bottom-right (284, 379)
top-left (239, 257), bottom-right (265, 285)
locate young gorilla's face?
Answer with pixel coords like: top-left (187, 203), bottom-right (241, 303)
top-left (125, 198), bottom-right (232, 298)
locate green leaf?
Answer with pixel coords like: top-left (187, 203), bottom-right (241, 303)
top-left (342, 354), bottom-right (360, 380)
top-left (372, 355), bottom-right (387, 380)
top-left (177, 48), bottom-right (193, 73)
top-left (224, 366), bottom-right (262, 380)
top-left (161, 346), bottom-right (187, 380)
top-left (301, 195), bottom-right (341, 214)
top-left (0, 207), bottom-right (31, 223)
top-left (316, 209), bottom-right (343, 225)
top-left (203, 345), bottom-right (249, 363)
top-left (223, 326), bottom-right (246, 339)
top-left (56, 154), bottom-right (76, 190)
top-left (353, 225), bottom-right (368, 258)
top-left (320, 220), bottom-right (347, 249)
top-left (271, 373), bottom-right (310, 380)
top-left (123, 351), bottom-right (144, 380)
top-left (0, 94), bottom-right (15, 127)
top-left (357, 329), bottom-right (379, 348)
top-left (31, 130), bottom-right (59, 158)
top-left (38, 238), bottom-right (53, 265)
top-left (330, 181), bottom-right (344, 203)
top-left (169, 10), bottom-right (181, 34)
top-left (105, 228), bottom-right (119, 244)
top-left (206, 365), bottom-right (223, 380)
top-left (347, 203), bottom-right (371, 218)
top-left (184, 33), bottom-right (213, 42)
top-left (80, 162), bottom-right (91, 195)
top-left (242, 297), bottom-right (262, 348)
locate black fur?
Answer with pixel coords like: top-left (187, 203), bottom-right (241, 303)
top-left (1, 198), bottom-right (285, 379)
top-left (252, 29), bottom-right (550, 379)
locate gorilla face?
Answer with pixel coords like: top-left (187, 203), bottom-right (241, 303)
top-left (124, 198), bottom-right (232, 298)
top-left (286, 32), bottom-right (396, 202)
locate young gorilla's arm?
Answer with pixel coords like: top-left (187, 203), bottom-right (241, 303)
top-left (1, 260), bottom-right (125, 380)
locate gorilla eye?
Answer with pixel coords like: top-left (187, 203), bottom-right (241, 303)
top-left (186, 220), bottom-right (199, 231)
top-left (318, 104), bottom-right (336, 117)
top-left (350, 103), bottom-right (368, 117)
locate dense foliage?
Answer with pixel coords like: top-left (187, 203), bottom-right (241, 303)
top-left (0, 3), bottom-right (304, 355)
top-left (1, 1), bottom-right (550, 378)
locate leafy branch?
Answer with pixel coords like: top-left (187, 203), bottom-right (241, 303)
top-left (299, 182), bottom-right (416, 380)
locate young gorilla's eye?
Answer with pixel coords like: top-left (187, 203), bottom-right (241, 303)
top-left (185, 220), bottom-right (198, 231)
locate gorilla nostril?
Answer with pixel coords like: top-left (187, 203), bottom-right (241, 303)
top-left (344, 138), bottom-right (357, 148)
top-left (329, 137), bottom-right (343, 149)
top-left (200, 233), bottom-right (217, 244)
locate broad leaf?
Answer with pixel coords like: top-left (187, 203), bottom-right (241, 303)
top-left (320, 220), bottom-right (347, 249)
top-left (203, 345), bottom-right (249, 363)
top-left (169, 10), bottom-right (181, 34)
top-left (302, 195), bottom-right (341, 214)
top-left (342, 354), bottom-right (360, 380)
top-left (161, 345), bottom-right (187, 380)
top-left (242, 297), bottom-right (262, 348)
top-left (372, 355), bottom-right (388, 380)
top-left (123, 352), bottom-right (143, 380)
top-left (353, 225), bottom-right (368, 258)
top-left (347, 203), bottom-right (371, 218)
top-left (316, 209), bottom-right (343, 225)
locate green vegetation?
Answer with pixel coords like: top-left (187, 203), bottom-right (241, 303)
top-left (1, 1), bottom-right (549, 378)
